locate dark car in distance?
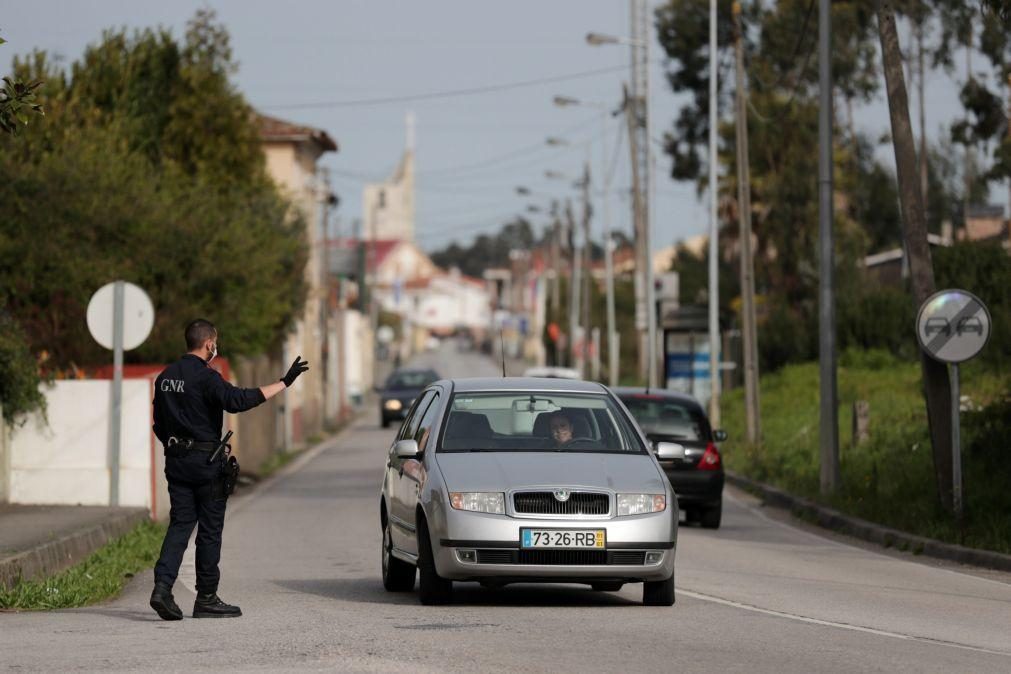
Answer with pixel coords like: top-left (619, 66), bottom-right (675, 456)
top-left (379, 368), bottom-right (440, 428)
top-left (613, 388), bottom-right (726, 529)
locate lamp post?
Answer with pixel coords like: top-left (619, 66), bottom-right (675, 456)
top-left (553, 94), bottom-right (619, 386)
top-left (587, 20), bottom-right (657, 388)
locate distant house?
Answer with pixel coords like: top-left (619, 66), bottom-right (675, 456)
top-left (862, 229), bottom-right (952, 286)
top-left (256, 113), bottom-right (337, 449)
top-left (960, 204), bottom-right (1010, 252)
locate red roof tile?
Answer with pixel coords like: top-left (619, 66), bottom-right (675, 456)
top-left (257, 113), bottom-right (337, 152)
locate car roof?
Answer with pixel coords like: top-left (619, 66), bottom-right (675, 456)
top-left (444, 377), bottom-right (608, 394)
top-left (611, 387), bottom-right (704, 408)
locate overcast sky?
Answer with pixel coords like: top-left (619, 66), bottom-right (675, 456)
top-left (4, 0), bottom-right (1006, 253)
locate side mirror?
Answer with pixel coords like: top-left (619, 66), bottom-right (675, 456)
top-left (394, 439), bottom-right (420, 458)
top-left (713, 429), bottom-right (728, 442)
top-left (655, 441), bottom-right (686, 460)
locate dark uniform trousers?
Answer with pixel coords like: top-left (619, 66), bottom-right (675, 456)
top-left (154, 448), bottom-right (227, 594)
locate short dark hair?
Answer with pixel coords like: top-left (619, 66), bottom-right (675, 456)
top-left (185, 319), bottom-right (217, 350)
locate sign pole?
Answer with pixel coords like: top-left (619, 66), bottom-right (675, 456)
top-left (950, 362), bottom-right (962, 537)
top-left (109, 280), bottom-right (124, 507)
top-left (915, 288), bottom-right (990, 529)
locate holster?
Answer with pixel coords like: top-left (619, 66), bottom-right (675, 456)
top-left (212, 456), bottom-right (241, 501)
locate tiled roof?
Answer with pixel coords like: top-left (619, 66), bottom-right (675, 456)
top-left (257, 113), bottom-right (338, 152)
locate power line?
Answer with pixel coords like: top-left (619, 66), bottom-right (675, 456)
top-left (262, 63), bottom-right (631, 111)
top-left (419, 114), bottom-right (600, 177)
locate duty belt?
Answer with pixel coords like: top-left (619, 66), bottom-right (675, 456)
top-left (166, 436), bottom-right (219, 452)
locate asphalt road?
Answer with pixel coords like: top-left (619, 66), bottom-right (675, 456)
top-left (3, 343), bottom-right (1010, 672)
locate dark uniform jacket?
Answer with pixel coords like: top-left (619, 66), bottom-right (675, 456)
top-left (153, 354), bottom-right (266, 446)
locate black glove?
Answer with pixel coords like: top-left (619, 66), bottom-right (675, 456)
top-left (281, 356), bottom-right (309, 387)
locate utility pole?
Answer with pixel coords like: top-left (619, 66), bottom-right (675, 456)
top-left (917, 19), bottom-right (928, 209)
top-left (368, 199), bottom-right (380, 389)
top-left (642, 0), bottom-right (658, 390)
top-left (624, 81), bottom-right (648, 384)
top-left (581, 161), bottom-right (592, 379)
top-left (964, 28), bottom-right (974, 226)
top-left (629, 0), bottom-right (656, 387)
top-left (707, 0), bottom-right (721, 426)
top-left (818, 0), bottom-right (840, 494)
top-left (595, 102), bottom-right (618, 387)
top-left (551, 201), bottom-right (561, 319)
top-left (566, 199), bottom-right (581, 370)
top-left (733, 1), bottom-right (761, 443)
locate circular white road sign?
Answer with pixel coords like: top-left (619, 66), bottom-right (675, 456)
top-left (86, 281), bottom-right (155, 351)
top-left (915, 289), bottom-right (990, 363)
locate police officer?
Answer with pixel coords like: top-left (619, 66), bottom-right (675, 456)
top-left (149, 318), bottom-right (309, 621)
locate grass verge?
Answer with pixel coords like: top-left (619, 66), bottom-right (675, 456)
top-left (721, 349), bottom-right (1011, 555)
top-left (0, 520), bottom-right (166, 610)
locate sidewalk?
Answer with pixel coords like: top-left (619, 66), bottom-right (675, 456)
top-left (0, 504), bottom-right (149, 589)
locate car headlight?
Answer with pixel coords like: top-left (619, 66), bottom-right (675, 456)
top-left (449, 492), bottom-right (505, 514)
top-left (616, 493), bottom-right (666, 516)
top-left (384, 399), bottom-right (402, 411)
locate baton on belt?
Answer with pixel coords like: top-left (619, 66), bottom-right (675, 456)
top-left (207, 430), bottom-right (234, 465)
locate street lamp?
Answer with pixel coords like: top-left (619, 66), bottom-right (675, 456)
top-left (585, 32), bottom-right (644, 48)
top-left (552, 93), bottom-right (620, 386)
top-left (587, 6), bottom-right (658, 389)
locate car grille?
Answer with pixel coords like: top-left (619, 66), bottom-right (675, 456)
top-left (512, 491), bottom-right (610, 516)
top-left (474, 550), bottom-right (646, 565)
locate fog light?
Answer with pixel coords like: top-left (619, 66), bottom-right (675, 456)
top-left (645, 551), bottom-right (664, 565)
top-left (456, 549), bottom-right (477, 563)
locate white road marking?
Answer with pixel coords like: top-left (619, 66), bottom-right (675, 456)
top-left (678, 587), bottom-right (1011, 658)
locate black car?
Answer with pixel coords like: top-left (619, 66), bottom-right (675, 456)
top-left (379, 368), bottom-right (440, 428)
top-left (614, 388), bottom-right (726, 529)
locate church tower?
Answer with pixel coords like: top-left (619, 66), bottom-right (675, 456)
top-left (362, 112), bottom-right (416, 242)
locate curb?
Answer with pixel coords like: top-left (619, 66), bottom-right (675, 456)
top-left (0, 508), bottom-right (150, 590)
top-left (726, 471), bottom-right (1011, 574)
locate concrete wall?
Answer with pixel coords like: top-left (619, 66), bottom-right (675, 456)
top-left (233, 352), bottom-right (284, 475)
top-left (7, 380), bottom-right (164, 511)
top-left (0, 404), bottom-right (9, 504)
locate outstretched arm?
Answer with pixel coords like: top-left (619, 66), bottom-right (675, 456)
top-left (260, 356), bottom-right (310, 401)
top-left (259, 381), bottom-right (287, 401)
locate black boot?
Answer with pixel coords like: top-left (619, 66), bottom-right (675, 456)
top-left (192, 592), bottom-right (242, 618)
top-left (150, 582), bottom-right (183, 621)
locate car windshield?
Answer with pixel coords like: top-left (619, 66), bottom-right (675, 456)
top-left (439, 392), bottom-right (645, 454)
top-left (619, 395), bottom-right (709, 442)
top-left (386, 370), bottom-right (438, 389)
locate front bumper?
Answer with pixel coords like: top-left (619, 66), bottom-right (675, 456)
top-left (432, 509), bottom-right (677, 582)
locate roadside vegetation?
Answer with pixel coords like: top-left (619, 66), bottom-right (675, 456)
top-left (720, 351), bottom-right (1011, 554)
top-left (0, 11), bottom-right (307, 425)
top-left (0, 521), bottom-right (166, 610)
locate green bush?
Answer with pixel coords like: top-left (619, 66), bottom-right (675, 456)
top-left (0, 314), bottom-right (46, 425)
top-left (933, 241), bottom-right (1011, 367)
top-left (837, 283), bottom-right (918, 359)
top-left (721, 359), bottom-right (1011, 554)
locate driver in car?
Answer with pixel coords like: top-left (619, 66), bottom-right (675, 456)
top-left (549, 413), bottom-right (576, 448)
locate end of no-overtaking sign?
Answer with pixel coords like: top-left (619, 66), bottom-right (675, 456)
top-left (916, 289), bottom-right (991, 364)
top-left (915, 288), bottom-right (991, 524)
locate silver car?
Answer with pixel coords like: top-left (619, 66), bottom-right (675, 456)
top-left (379, 377), bottom-right (684, 606)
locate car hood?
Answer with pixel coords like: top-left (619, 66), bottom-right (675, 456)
top-left (435, 451), bottom-right (665, 493)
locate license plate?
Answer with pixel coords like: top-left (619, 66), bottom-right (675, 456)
top-left (521, 529), bottom-right (605, 549)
